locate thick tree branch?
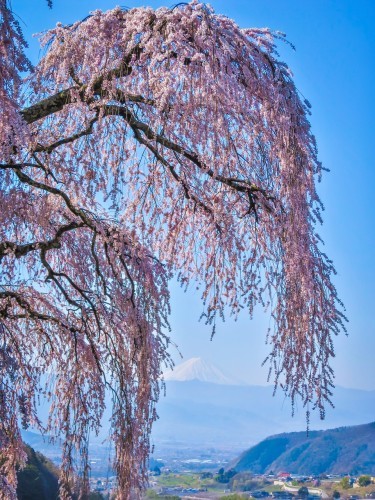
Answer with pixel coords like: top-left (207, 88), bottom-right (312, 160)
top-left (21, 44), bottom-right (143, 124)
top-left (0, 221), bottom-right (84, 262)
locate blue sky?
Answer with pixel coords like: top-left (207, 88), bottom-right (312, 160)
top-left (12, 0), bottom-right (375, 391)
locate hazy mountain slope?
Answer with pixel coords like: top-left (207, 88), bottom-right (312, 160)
top-left (232, 422), bottom-right (375, 475)
top-left (21, 430), bottom-right (61, 457)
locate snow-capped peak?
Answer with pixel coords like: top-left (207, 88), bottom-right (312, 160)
top-left (163, 357), bottom-right (244, 385)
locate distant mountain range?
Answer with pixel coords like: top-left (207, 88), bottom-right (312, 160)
top-left (231, 421), bottom-right (375, 475)
top-left (21, 358), bottom-right (375, 463)
top-left (151, 359), bottom-right (375, 453)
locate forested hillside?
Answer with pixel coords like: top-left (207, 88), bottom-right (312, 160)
top-left (232, 422), bottom-right (375, 475)
top-left (16, 445), bottom-right (59, 500)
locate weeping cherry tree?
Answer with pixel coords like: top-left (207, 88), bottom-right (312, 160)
top-left (0, 0), bottom-right (346, 498)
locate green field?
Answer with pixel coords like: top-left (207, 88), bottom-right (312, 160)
top-left (147, 472), bottom-right (375, 500)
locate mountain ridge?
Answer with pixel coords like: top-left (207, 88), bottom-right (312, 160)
top-left (231, 421), bottom-right (375, 475)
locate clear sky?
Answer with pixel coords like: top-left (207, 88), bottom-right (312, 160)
top-left (12, 0), bottom-right (375, 390)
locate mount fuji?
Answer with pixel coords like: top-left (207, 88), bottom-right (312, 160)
top-left (162, 357), bottom-right (245, 385)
